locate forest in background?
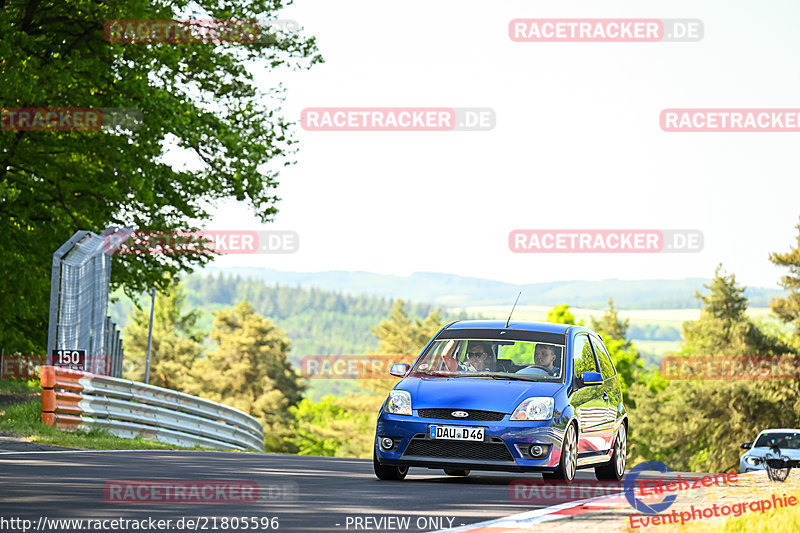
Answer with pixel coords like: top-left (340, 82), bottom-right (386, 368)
top-left (117, 218), bottom-right (800, 471)
top-left (200, 268), bottom-right (787, 309)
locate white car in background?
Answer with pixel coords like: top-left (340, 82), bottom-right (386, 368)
top-left (740, 429), bottom-right (800, 474)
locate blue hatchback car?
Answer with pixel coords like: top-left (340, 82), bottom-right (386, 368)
top-left (373, 320), bottom-right (628, 482)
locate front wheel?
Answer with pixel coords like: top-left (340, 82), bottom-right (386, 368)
top-left (595, 425), bottom-right (627, 480)
top-left (543, 423), bottom-right (577, 483)
top-left (373, 448), bottom-right (408, 480)
top-left (443, 469), bottom-right (470, 477)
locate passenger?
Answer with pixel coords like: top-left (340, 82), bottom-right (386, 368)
top-left (460, 341), bottom-right (494, 372)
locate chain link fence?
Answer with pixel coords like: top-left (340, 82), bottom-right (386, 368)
top-left (46, 229), bottom-right (124, 376)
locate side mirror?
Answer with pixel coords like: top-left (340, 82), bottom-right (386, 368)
top-left (582, 371), bottom-right (603, 386)
top-left (740, 441), bottom-right (752, 450)
top-left (389, 363), bottom-right (411, 377)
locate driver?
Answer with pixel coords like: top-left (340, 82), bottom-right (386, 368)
top-left (534, 344), bottom-right (559, 376)
top-left (460, 341), bottom-right (494, 372)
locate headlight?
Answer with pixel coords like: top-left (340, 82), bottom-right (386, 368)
top-left (745, 456), bottom-right (761, 466)
top-left (511, 397), bottom-right (554, 421)
top-left (385, 390), bottom-right (412, 415)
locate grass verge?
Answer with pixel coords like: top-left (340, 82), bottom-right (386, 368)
top-left (0, 378), bottom-right (40, 394)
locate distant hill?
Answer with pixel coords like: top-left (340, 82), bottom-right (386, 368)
top-left (109, 275), bottom-right (467, 361)
top-left (109, 269), bottom-right (787, 400)
top-left (109, 275), bottom-right (469, 400)
top-left (197, 267), bottom-right (786, 309)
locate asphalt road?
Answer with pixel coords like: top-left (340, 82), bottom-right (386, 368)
top-left (0, 450), bottom-right (712, 532)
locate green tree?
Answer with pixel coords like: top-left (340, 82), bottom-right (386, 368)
top-left (770, 218), bottom-right (800, 337)
top-left (362, 300), bottom-right (444, 395)
top-left (680, 265), bottom-right (790, 357)
top-left (183, 300), bottom-right (304, 452)
top-left (627, 267), bottom-right (799, 471)
top-left (591, 298), bottom-right (630, 349)
top-left (546, 303), bottom-right (578, 325)
top-left (122, 282), bottom-right (202, 390)
top-left (590, 298), bottom-right (663, 405)
top-left (0, 0), bottom-right (321, 354)
top-left (286, 301), bottom-right (446, 457)
top-left (371, 300), bottom-right (444, 356)
top-left (288, 394), bottom-right (379, 458)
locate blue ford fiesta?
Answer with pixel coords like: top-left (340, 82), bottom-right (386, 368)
top-left (374, 320), bottom-right (628, 482)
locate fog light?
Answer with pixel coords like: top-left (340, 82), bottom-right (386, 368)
top-left (531, 445), bottom-right (543, 457)
top-left (380, 437), bottom-right (394, 450)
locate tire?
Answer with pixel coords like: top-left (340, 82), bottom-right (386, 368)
top-left (543, 423), bottom-right (578, 483)
top-left (373, 448), bottom-right (408, 481)
top-left (443, 469), bottom-right (470, 477)
top-left (595, 425), bottom-right (627, 481)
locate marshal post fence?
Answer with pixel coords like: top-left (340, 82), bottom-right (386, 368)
top-left (47, 229), bottom-right (124, 376)
top-left (41, 229), bottom-right (265, 451)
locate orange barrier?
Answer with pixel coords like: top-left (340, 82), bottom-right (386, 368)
top-left (41, 365), bottom-right (87, 425)
top-left (54, 414), bottom-right (83, 430)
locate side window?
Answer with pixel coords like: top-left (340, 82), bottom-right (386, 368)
top-left (572, 334), bottom-right (598, 379)
top-left (591, 337), bottom-right (616, 380)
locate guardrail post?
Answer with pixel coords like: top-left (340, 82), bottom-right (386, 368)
top-left (41, 365), bottom-right (55, 426)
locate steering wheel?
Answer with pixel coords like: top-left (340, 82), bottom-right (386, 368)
top-left (520, 364), bottom-right (551, 372)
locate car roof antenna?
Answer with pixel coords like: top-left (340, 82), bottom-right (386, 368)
top-left (505, 291), bottom-right (522, 328)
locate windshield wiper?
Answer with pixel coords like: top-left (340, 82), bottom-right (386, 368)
top-left (459, 372), bottom-right (537, 381)
top-left (410, 369), bottom-right (452, 377)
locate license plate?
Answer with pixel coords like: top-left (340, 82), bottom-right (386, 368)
top-left (429, 425), bottom-right (484, 441)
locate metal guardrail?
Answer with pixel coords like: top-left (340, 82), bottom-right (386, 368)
top-left (40, 366), bottom-right (264, 451)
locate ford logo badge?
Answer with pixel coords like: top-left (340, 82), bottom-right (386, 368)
top-left (451, 411), bottom-right (469, 418)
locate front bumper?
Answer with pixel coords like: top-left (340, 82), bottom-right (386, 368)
top-left (375, 411), bottom-right (565, 472)
top-left (740, 455), bottom-right (800, 473)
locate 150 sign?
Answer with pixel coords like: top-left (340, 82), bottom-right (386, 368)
top-left (52, 349), bottom-right (86, 371)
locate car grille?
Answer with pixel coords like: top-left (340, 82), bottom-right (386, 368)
top-left (417, 409), bottom-right (506, 421)
top-left (402, 436), bottom-right (515, 462)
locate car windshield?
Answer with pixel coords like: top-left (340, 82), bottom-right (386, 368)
top-left (754, 432), bottom-right (800, 449)
top-left (409, 338), bottom-right (565, 382)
